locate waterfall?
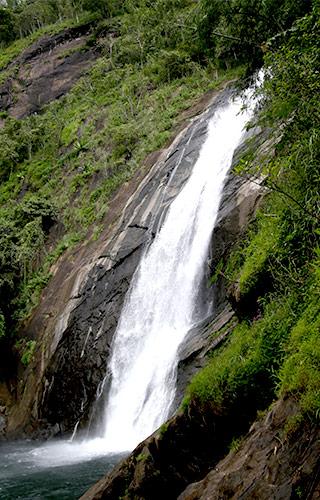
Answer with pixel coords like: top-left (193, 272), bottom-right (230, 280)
top-left (0, 81), bottom-right (262, 482)
top-left (101, 82), bottom-right (260, 453)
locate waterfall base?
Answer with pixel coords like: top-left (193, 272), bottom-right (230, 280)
top-left (0, 440), bottom-right (125, 500)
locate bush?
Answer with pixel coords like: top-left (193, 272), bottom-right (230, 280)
top-left (279, 261), bottom-right (320, 418)
top-left (0, 117), bottom-right (44, 182)
top-left (15, 339), bottom-right (37, 366)
top-left (0, 8), bottom-right (16, 44)
top-left (0, 197), bottom-right (57, 340)
top-left (147, 50), bottom-right (196, 84)
top-left (186, 297), bottom-right (295, 413)
top-left (195, 0), bottom-right (312, 68)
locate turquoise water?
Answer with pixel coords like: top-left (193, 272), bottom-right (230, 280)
top-left (0, 441), bottom-right (125, 499)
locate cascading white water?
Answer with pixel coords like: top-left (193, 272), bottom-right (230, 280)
top-left (1, 82), bottom-right (262, 485)
top-left (102, 83), bottom-right (260, 453)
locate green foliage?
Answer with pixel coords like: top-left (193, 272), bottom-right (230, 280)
top-left (263, 4), bottom-right (320, 124)
top-left (279, 261), bottom-right (320, 418)
top-left (186, 297), bottom-right (295, 412)
top-left (0, 1), bottom-right (99, 47)
top-left (0, 7), bottom-right (16, 44)
top-left (0, 313), bottom-right (5, 339)
top-left (15, 339), bottom-right (37, 366)
top-left (227, 202), bottom-right (281, 294)
top-left (60, 117), bottom-right (83, 146)
top-left (209, 258), bottom-right (224, 286)
top-left (295, 486), bottom-right (304, 499)
top-left (21, 340), bottom-right (36, 366)
top-left (109, 0), bottom-right (197, 67)
top-left (195, 0), bottom-right (312, 67)
top-left (159, 422), bottom-right (169, 437)
top-left (227, 5), bottom-right (320, 299)
top-left (0, 116), bottom-right (45, 182)
top-left (150, 49), bottom-right (196, 84)
top-left (13, 271), bottom-right (52, 322)
top-left (228, 436), bottom-right (243, 453)
top-left (0, 196), bottom-right (57, 339)
top-left (136, 452), bottom-right (148, 462)
top-left (185, 4), bottom-right (320, 433)
top-left (46, 233), bottom-right (82, 264)
top-left (82, 0), bottom-right (113, 16)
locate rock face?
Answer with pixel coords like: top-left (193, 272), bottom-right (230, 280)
top-left (0, 23), bottom-right (97, 119)
top-left (81, 397), bottom-right (320, 500)
top-left (174, 306), bottom-right (237, 410)
top-left (178, 398), bottom-right (320, 500)
top-left (80, 403), bottom-right (247, 500)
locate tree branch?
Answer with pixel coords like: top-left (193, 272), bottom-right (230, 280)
top-left (211, 31), bottom-right (262, 48)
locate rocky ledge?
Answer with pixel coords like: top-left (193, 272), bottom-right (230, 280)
top-left (0, 22), bottom-right (97, 119)
top-left (81, 397), bottom-right (320, 500)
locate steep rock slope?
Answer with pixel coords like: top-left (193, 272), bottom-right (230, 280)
top-left (179, 397), bottom-right (320, 500)
top-left (0, 22), bottom-right (97, 119)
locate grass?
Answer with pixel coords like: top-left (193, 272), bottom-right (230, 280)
top-left (0, 61), bottom-right (241, 231)
top-left (187, 180), bottom-right (319, 432)
top-left (185, 295), bottom-right (297, 413)
top-left (186, 239), bottom-right (319, 435)
top-left (224, 195), bottom-right (283, 295)
top-left (279, 262), bottom-right (320, 419)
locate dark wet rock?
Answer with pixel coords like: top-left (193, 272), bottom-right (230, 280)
top-left (174, 306), bottom-right (236, 409)
top-left (0, 405), bottom-right (7, 436)
top-left (38, 230), bottom-right (147, 433)
top-left (209, 127), bottom-right (270, 313)
top-left (80, 398), bottom-right (320, 500)
top-left (0, 23), bottom-right (97, 118)
top-left (178, 398), bottom-right (320, 500)
top-left (0, 415), bottom-right (6, 433)
top-left (80, 403), bottom-right (246, 500)
top-left (15, 23), bottom-right (95, 66)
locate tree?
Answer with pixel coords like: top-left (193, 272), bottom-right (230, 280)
top-left (82, 0), bottom-right (110, 16)
top-left (195, 0), bottom-right (313, 67)
top-left (0, 7), bottom-right (16, 44)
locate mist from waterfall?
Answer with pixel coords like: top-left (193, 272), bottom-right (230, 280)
top-left (101, 82), bottom-right (260, 453)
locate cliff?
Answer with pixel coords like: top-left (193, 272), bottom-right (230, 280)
top-left (5, 83), bottom-right (265, 437)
